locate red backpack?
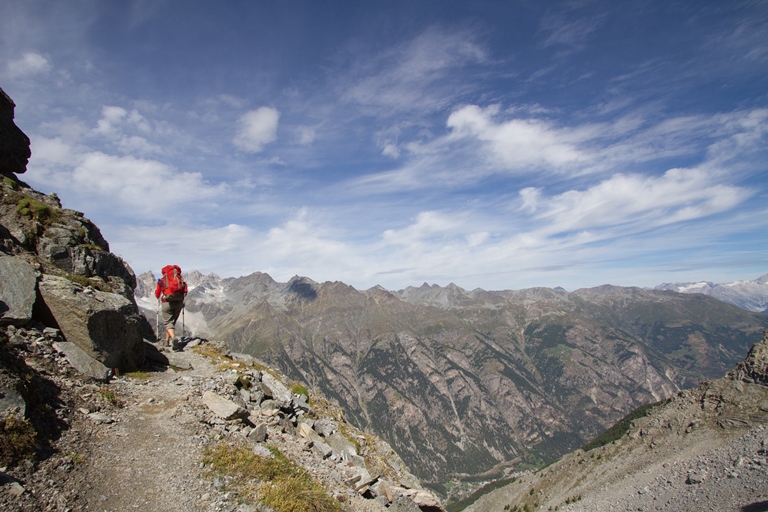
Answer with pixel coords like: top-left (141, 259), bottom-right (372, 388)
top-left (160, 265), bottom-right (187, 301)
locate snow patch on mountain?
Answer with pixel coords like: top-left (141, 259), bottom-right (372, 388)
top-left (655, 273), bottom-right (768, 313)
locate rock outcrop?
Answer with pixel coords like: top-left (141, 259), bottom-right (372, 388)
top-left (0, 87), bottom-right (146, 374)
top-left (728, 328), bottom-right (768, 385)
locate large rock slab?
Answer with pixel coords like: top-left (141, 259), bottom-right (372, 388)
top-left (38, 275), bottom-right (144, 370)
top-left (0, 255), bottom-right (37, 326)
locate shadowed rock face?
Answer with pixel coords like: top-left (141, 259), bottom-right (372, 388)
top-left (0, 88), bottom-right (31, 175)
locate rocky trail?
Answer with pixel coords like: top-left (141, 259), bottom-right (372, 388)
top-left (1, 327), bottom-right (442, 512)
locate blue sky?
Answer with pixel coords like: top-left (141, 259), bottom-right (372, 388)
top-left (2, 0), bottom-right (767, 291)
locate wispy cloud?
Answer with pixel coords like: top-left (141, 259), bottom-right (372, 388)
top-left (6, 51), bottom-right (51, 78)
top-left (539, 11), bottom-right (605, 52)
top-left (341, 26), bottom-right (488, 115)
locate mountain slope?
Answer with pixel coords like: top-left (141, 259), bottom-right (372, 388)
top-left (464, 328), bottom-right (768, 512)
top-left (135, 273), bottom-right (768, 485)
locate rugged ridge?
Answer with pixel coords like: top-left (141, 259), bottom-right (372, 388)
top-left (134, 271), bottom-right (768, 485)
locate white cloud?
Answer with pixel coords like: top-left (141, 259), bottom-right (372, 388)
top-left (382, 211), bottom-right (463, 246)
top-left (6, 52), bottom-right (51, 77)
top-left (233, 107), bottom-right (280, 153)
top-left (30, 136), bottom-right (75, 165)
top-left (30, 151), bottom-right (228, 218)
top-left (90, 105), bottom-right (161, 154)
top-left (447, 105), bottom-right (587, 171)
top-left (94, 106), bottom-right (151, 136)
top-left (346, 105), bottom-right (768, 197)
top-left (539, 12), bottom-right (605, 51)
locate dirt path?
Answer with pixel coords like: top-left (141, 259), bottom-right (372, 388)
top-left (67, 349), bottom-right (235, 512)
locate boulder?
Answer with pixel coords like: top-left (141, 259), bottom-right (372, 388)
top-left (52, 341), bottom-right (112, 381)
top-left (0, 255), bottom-right (37, 326)
top-left (260, 372), bottom-right (292, 407)
top-left (327, 431), bottom-right (358, 457)
top-left (38, 275), bottom-right (144, 370)
top-left (202, 391), bottom-right (247, 420)
top-left (0, 386), bottom-right (26, 419)
top-left (0, 88), bottom-right (31, 176)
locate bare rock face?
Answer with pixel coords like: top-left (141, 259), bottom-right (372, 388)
top-left (38, 275), bottom-right (144, 371)
top-left (0, 255), bottom-right (37, 326)
top-left (0, 88), bottom-right (31, 176)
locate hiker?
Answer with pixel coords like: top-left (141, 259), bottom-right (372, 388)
top-left (155, 265), bottom-right (188, 351)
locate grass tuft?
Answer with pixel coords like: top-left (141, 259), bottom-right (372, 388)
top-left (290, 383), bottom-right (308, 398)
top-left (202, 442), bottom-right (342, 512)
top-left (99, 386), bottom-right (119, 406)
top-left (15, 197), bottom-right (59, 223)
top-left (124, 370), bottom-right (152, 379)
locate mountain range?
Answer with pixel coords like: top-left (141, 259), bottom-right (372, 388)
top-left (135, 270), bottom-right (768, 485)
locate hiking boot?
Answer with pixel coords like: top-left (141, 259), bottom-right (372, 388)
top-left (171, 337), bottom-right (180, 351)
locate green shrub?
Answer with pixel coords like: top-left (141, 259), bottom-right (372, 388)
top-left (60, 272), bottom-right (111, 292)
top-left (68, 452), bottom-right (86, 464)
top-left (581, 400), bottom-right (666, 452)
top-left (0, 415), bottom-right (37, 467)
top-left (124, 371), bottom-right (152, 379)
top-left (99, 386), bottom-right (119, 406)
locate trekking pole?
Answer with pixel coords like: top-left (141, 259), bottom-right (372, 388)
top-left (156, 298), bottom-right (161, 342)
top-left (181, 303), bottom-right (185, 339)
